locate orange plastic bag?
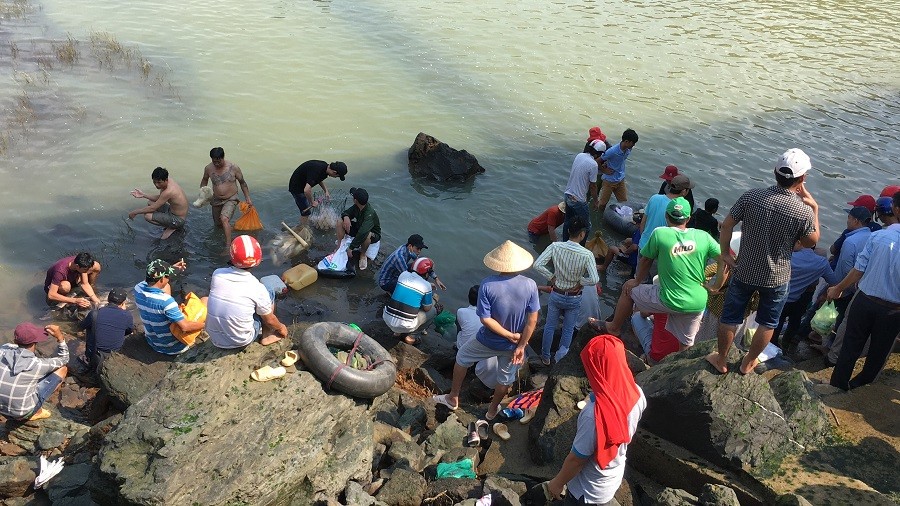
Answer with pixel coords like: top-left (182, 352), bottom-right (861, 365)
top-left (170, 292), bottom-right (207, 346)
top-left (234, 202), bottom-right (263, 231)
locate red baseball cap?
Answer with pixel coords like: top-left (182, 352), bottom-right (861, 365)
top-left (881, 185), bottom-right (900, 198)
top-left (847, 195), bottom-right (876, 213)
top-left (659, 165), bottom-right (679, 181)
top-left (14, 322), bottom-right (49, 346)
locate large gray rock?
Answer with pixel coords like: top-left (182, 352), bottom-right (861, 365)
top-left (425, 413), bottom-right (468, 455)
top-left (0, 416), bottom-right (90, 455)
top-left (97, 333), bottom-right (176, 409)
top-left (407, 132), bottom-right (485, 182)
top-left (46, 462), bottom-right (95, 504)
top-left (0, 457), bottom-right (36, 499)
top-left (526, 325), bottom-right (593, 465)
top-left (97, 324), bottom-right (372, 505)
top-left (635, 341), bottom-right (828, 475)
top-left (375, 467), bottom-right (426, 506)
top-left (768, 370), bottom-right (831, 448)
top-left (698, 484), bottom-right (740, 506)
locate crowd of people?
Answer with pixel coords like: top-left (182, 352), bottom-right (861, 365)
top-left (1, 134), bottom-right (897, 506)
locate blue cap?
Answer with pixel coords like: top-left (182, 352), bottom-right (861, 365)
top-left (875, 197), bottom-right (893, 215)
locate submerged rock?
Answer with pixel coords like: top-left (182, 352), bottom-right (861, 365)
top-left (96, 323), bottom-right (372, 505)
top-left (407, 132), bottom-right (485, 182)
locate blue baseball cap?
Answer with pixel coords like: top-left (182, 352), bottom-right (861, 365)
top-left (875, 197), bottom-right (893, 216)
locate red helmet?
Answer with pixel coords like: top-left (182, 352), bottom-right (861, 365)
top-left (231, 235), bottom-right (262, 268)
top-left (412, 257), bottom-right (433, 276)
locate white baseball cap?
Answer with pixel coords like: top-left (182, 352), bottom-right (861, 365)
top-left (774, 148), bottom-right (811, 178)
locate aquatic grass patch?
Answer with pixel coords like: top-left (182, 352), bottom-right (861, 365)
top-left (53, 35), bottom-right (78, 65)
top-left (0, 0), bottom-right (28, 19)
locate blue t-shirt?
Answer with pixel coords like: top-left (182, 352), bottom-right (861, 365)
top-left (599, 143), bottom-right (630, 183)
top-left (628, 229), bottom-right (641, 267)
top-left (80, 305), bottom-right (134, 356)
top-left (475, 274), bottom-right (541, 351)
top-left (639, 194), bottom-right (672, 249)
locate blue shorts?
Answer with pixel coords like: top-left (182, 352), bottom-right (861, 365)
top-left (721, 278), bottom-right (789, 329)
top-left (292, 192), bottom-right (312, 217)
top-left (252, 283), bottom-right (279, 336)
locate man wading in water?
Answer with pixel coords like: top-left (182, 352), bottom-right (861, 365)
top-left (201, 147), bottom-right (252, 248)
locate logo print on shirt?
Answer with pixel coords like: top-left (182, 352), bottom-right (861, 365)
top-left (671, 240), bottom-right (696, 256)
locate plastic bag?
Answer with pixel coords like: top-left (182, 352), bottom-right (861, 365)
top-left (234, 202), bottom-right (263, 231)
top-left (810, 301), bottom-right (838, 336)
top-left (317, 237), bottom-right (352, 272)
top-left (435, 458), bottom-right (476, 479)
top-left (170, 292), bottom-right (207, 346)
top-left (434, 311), bottom-right (457, 334)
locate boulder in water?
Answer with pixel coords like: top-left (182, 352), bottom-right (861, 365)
top-left (407, 132), bottom-right (485, 182)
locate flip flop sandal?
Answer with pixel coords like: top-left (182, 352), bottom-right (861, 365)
top-left (493, 422), bottom-right (511, 441)
top-left (465, 421), bottom-right (481, 447)
top-left (475, 420), bottom-right (490, 441)
top-left (403, 335), bottom-right (422, 346)
top-left (251, 365), bottom-right (287, 382)
top-left (432, 394), bottom-right (458, 411)
top-left (280, 351), bottom-right (299, 367)
top-left (28, 408), bottom-right (52, 421)
top-left (519, 407), bottom-right (536, 424)
top-left (358, 256), bottom-right (368, 270)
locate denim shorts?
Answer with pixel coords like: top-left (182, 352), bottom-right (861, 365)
top-left (292, 192), bottom-right (312, 216)
top-left (21, 372), bottom-right (64, 419)
top-left (252, 282), bottom-right (279, 335)
top-left (721, 278), bottom-right (789, 329)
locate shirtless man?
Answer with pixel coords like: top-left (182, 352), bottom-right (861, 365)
top-left (200, 147), bottom-right (252, 247)
top-left (129, 167), bottom-right (189, 240)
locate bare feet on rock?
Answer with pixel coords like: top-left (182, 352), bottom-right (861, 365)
top-left (260, 334), bottom-right (283, 346)
top-left (738, 354), bottom-right (759, 375)
top-left (705, 351), bottom-right (728, 374)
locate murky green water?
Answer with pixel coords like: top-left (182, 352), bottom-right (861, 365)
top-left (1, 0), bottom-right (898, 329)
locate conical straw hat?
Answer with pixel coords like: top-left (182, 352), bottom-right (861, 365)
top-left (483, 240), bottom-right (534, 273)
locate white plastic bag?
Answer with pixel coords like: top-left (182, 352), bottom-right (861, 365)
top-left (317, 237), bottom-right (352, 272)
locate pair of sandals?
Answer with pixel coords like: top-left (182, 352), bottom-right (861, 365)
top-left (465, 420), bottom-right (490, 447)
top-left (250, 351), bottom-right (299, 382)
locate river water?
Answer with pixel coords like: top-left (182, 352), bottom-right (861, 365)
top-left (0, 0), bottom-right (898, 330)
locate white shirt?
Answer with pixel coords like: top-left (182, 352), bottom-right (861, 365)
top-left (206, 267), bottom-right (273, 349)
top-left (456, 305), bottom-right (482, 349)
top-left (567, 389), bottom-right (647, 504)
top-left (564, 153), bottom-right (599, 202)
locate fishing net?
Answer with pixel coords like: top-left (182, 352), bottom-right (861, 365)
top-left (309, 189), bottom-right (349, 231)
top-left (234, 202), bottom-right (263, 231)
top-left (269, 224), bottom-right (313, 266)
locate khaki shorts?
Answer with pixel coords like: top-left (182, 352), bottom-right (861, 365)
top-left (630, 284), bottom-right (703, 346)
top-left (599, 179), bottom-right (628, 205)
top-left (212, 196), bottom-right (239, 220)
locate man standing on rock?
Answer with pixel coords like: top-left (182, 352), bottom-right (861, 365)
top-left (201, 147), bottom-right (252, 248)
top-left (532, 216), bottom-right (599, 365)
top-left (545, 334), bottom-right (646, 505)
top-left (129, 167), bottom-right (189, 240)
top-left (0, 323), bottom-right (70, 421)
top-left (207, 236), bottom-right (289, 349)
top-left (288, 160), bottom-right (348, 229)
top-left (706, 149), bottom-right (820, 375)
top-left (134, 259), bottom-right (205, 355)
top-left (433, 241), bottom-right (540, 420)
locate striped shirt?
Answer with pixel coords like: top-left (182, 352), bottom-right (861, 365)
top-left (384, 271), bottom-right (433, 332)
top-left (134, 281), bottom-right (188, 355)
top-left (533, 240), bottom-right (600, 291)
top-left (0, 342), bottom-right (69, 418)
top-left (855, 224), bottom-right (900, 304)
top-left (730, 186), bottom-right (815, 287)
top-left (377, 246), bottom-right (415, 290)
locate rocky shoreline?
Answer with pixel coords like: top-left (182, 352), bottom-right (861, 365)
top-left (2, 288), bottom-right (896, 505)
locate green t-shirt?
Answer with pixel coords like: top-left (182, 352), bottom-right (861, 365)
top-left (640, 227), bottom-right (721, 312)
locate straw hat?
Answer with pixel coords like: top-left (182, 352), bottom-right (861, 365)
top-left (483, 240), bottom-right (534, 273)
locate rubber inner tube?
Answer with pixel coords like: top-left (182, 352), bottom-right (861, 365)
top-left (603, 201), bottom-right (646, 236)
top-left (297, 322), bottom-right (396, 398)
top-left (316, 267), bottom-right (356, 279)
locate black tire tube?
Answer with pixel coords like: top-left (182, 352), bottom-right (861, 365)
top-left (297, 322), bottom-right (396, 398)
top-left (316, 267), bottom-right (356, 279)
top-left (603, 201), bottom-right (646, 236)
